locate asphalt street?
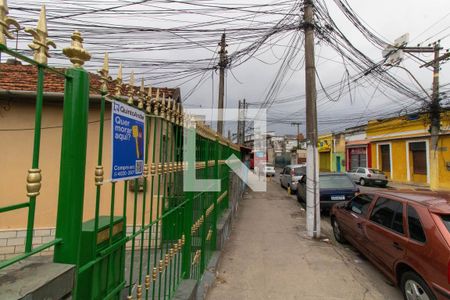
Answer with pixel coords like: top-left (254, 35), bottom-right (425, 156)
top-left (207, 171), bottom-right (402, 300)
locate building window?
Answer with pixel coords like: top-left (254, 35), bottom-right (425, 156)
top-left (380, 145), bottom-right (391, 172)
top-left (409, 142), bottom-right (426, 175)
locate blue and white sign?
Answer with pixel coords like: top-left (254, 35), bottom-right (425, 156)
top-left (111, 101), bottom-right (146, 181)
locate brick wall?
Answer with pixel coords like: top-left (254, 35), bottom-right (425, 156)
top-left (0, 228), bottom-right (55, 261)
top-left (0, 226), bottom-right (161, 261)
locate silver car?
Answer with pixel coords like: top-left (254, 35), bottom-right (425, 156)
top-left (280, 164), bottom-right (307, 191)
top-left (346, 167), bottom-right (388, 187)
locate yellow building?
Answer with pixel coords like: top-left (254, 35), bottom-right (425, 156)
top-left (318, 134), bottom-right (332, 172)
top-left (318, 133), bottom-right (346, 172)
top-left (367, 111), bottom-right (450, 191)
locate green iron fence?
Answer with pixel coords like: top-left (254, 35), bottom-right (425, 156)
top-left (0, 12), bottom-right (65, 269)
top-left (0, 3), bottom-right (243, 300)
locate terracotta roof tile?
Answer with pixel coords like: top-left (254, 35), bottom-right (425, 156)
top-left (0, 63), bottom-right (177, 98)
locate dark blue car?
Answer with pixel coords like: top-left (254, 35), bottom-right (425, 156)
top-left (296, 173), bottom-right (359, 210)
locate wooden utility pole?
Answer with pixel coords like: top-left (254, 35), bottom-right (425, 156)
top-left (217, 33), bottom-right (228, 135)
top-left (385, 39), bottom-right (449, 190)
top-left (420, 44), bottom-right (450, 150)
top-left (291, 122), bottom-right (302, 150)
top-left (420, 44), bottom-right (450, 190)
top-left (303, 0), bottom-right (320, 238)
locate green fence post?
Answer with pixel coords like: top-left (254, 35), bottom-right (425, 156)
top-left (182, 191), bottom-right (193, 279)
top-left (212, 136), bottom-right (219, 250)
top-left (182, 124), bottom-right (194, 279)
top-left (53, 37), bottom-right (91, 289)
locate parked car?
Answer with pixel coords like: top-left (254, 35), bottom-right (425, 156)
top-left (347, 167), bottom-right (388, 187)
top-left (280, 164), bottom-right (306, 191)
top-left (296, 173), bottom-right (359, 210)
top-left (330, 191), bottom-right (450, 300)
top-left (258, 162), bottom-right (276, 177)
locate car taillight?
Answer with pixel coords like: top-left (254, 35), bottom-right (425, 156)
top-left (367, 174), bottom-right (371, 177)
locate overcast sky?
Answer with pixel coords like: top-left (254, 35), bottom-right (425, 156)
top-left (5, 0), bottom-right (450, 138)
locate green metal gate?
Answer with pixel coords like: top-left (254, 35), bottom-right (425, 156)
top-left (0, 3), bottom-right (241, 300)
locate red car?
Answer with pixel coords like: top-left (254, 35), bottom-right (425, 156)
top-left (330, 191), bottom-right (450, 300)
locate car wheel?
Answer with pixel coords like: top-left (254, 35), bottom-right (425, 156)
top-left (280, 180), bottom-right (284, 188)
top-left (332, 217), bottom-right (346, 244)
top-left (360, 178), bottom-right (366, 186)
top-left (401, 271), bottom-right (435, 300)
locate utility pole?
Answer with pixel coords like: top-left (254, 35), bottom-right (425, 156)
top-left (291, 122), bottom-right (302, 150)
top-left (303, 0), bottom-right (320, 238)
top-left (384, 36), bottom-right (450, 190)
top-left (217, 33), bottom-right (228, 136)
top-left (420, 43), bottom-right (450, 190)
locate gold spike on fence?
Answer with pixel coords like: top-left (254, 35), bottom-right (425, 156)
top-left (146, 86), bottom-right (152, 113)
top-left (127, 71), bottom-right (136, 105)
top-left (154, 88), bottom-right (160, 116)
top-left (98, 53), bottom-right (111, 94)
top-left (115, 63), bottom-right (123, 97)
top-left (161, 93), bottom-right (167, 119)
top-left (138, 78), bottom-right (145, 109)
top-left (25, 6), bottom-right (56, 65)
top-left (0, 0), bottom-right (19, 47)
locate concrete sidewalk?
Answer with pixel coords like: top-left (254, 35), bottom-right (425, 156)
top-left (207, 179), bottom-right (402, 300)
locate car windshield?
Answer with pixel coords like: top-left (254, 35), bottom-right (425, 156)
top-left (320, 175), bottom-right (354, 189)
top-left (294, 167), bottom-right (306, 176)
top-left (266, 164), bottom-right (274, 168)
top-left (369, 169), bottom-right (383, 174)
top-left (441, 215), bottom-right (450, 233)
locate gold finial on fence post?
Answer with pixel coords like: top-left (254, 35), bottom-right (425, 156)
top-left (169, 98), bottom-right (176, 123)
top-left (146, 86), bottom-right (152, 113)
top-left (154, 88), bottom-right (160, 116)
top-left (25, 6), bottom-right (56, 65)
top-left (98, 53), bottom-right (111, 95)
top-left (0, 0), bottom-right (19, 47)
top-left (62, 30), bottom-right (91, 68)
top-left (161, 92), bottom-right (167, 119)
top-left (115, 63), bottom-right (123, 97)
top-left (138, 78), bottom-right (145, 109)
top-left (127, 71), bottom-right (135, 105)
top-left (166, 97), bottom-right (172, 121)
